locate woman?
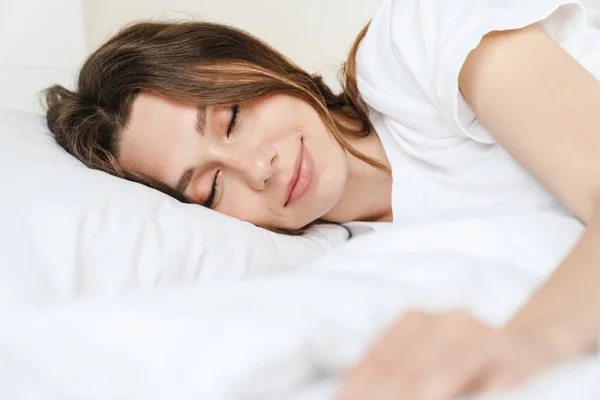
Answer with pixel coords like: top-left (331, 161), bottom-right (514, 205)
top-left (45, 0), bottom-right (600, 399)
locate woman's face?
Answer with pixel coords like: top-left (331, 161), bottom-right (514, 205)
top-left (119, 92), bottom-right (349, 230)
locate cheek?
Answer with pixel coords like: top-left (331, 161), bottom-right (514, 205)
top-left (216, 189), bottom-right (275, 226)
top-left (313, 147), bottom-right (348, 208)
top-left (251, 104), bottom-right (302, 141)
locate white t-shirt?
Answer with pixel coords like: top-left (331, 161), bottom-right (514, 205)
top-left (356, 0), bottom-right (600, 226)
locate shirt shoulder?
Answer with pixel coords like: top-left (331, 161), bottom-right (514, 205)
top-left (356, 0), bottom-right (587, 144)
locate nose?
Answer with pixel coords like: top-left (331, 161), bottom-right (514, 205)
top-left (222, 143), bottom-right (277, 191)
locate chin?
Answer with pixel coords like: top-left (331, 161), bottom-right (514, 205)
top-left (307, 191), bottom-right (343, 224)
top-left (283, 202), bottom-right (329, 231)
top-left (319, 175), bottom-right (347, 210)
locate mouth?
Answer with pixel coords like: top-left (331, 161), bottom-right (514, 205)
top-left (284, 139), bottom-right (314, 207)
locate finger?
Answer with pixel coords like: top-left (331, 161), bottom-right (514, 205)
top-left (336, 362), bottom-right (388, 400)
top-left (337, 360), bottom-right (422, 400)
top-left (458, 341), bottom-right (546, 397)
top-left (411, 338), bottom-right (491, 400)
top-left (337, 311), bottom-right (434, 400)
top-left (394, 312), bottom-right (492, 400)
top-left (483, 372), bottom-right (524, 393)
top-left (354, 310), bottom-right (436, 379)
top-left (471, 355), bottom-right (544, 395)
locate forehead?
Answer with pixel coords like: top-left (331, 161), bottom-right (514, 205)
top-left (118, 92), bottom-right (197, 181)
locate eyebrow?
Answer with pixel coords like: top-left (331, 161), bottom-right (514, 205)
top-left (175, 106), bottom-right (206, 193)
top-left (175, 168), bottom-right (194, 193)
top-left (195, 106), bottom-right (207, 136)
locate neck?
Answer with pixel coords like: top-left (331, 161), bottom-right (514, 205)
top-left (322, 131), bottom-right (393, 223)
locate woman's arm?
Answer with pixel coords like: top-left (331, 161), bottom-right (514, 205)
top-left (338, 23), bottom-right (600, 400)
top-left (506, 212), bottom-right (600, 358)
top-left (459, 23), bottom-right (600, 358)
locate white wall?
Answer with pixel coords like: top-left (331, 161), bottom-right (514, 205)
top-left (4, 0), bottom-right (600, 113)
top-left (0, 0), bottom-right (86, 113)
top-left (83, 0), bottom-right (382, 90)
top-left (80, 0), bottom-right (600, 90)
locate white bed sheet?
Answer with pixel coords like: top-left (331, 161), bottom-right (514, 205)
top-left (1, 210), bottom-right (599, 399)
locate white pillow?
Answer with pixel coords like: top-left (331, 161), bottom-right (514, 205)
top-left (0, 108), bottom-right (348, 307)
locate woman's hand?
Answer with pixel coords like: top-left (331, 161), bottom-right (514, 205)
top-left (336, 310), bottom-right (565, 400)
top-left (337, 19), bottom-right (600, 400)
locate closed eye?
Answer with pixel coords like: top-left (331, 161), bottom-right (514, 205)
top-left (226, 105), bottom-right (239, 137)
top-left (204, 170), bottom-right (221, 209)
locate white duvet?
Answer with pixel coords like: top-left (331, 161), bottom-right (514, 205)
top-left (1, 210), bottom-right (599, 399)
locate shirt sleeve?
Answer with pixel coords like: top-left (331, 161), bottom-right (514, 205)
top-left (357, 0), bottom-right (587, 144)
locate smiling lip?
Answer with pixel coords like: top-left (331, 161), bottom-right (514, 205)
top-left (284, 139), bottom-right (313, 207)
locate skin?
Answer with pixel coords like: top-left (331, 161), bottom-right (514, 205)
top-left (119, 93), bottom-right (392, 230)
top-left (120, 22), bottom-right (600, 400)
top-left (338, 24), bottom-right (600, 400)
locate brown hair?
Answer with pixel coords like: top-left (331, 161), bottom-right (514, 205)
top-left (45, 20), bottom-right (383, 216)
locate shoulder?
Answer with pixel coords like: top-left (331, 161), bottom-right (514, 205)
top-left (356, 0), bottom-right (587, 143)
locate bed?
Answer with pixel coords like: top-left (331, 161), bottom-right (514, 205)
top-left (0, 141), bottom-right (598, 398)
top-left (2, 1), bottom-right (600, 398)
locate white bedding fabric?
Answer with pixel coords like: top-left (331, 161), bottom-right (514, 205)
top-left (1, 211), bottom-right (599, 399)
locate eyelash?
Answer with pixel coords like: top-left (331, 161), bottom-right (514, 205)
top-left (226, 104), bottom-right (239, 137)
top-left (204, 170), bottom-right (221, 209)
top-left (206, 105), bottom-right (239, 209)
